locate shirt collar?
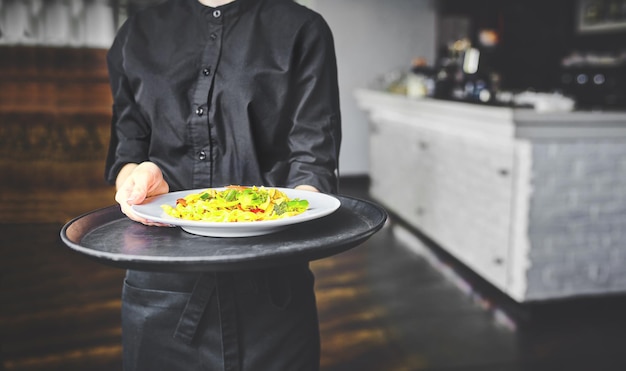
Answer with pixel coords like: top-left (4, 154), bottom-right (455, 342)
top-left (190, 0), bottom-right (255, 21)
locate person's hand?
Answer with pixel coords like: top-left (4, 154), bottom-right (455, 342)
top-left (115, 162), bottom-right (171, 226)
top-left (294, 185), bottom-right (319, 192)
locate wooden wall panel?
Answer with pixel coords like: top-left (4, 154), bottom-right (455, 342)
top-left (0, 47), bottom-right (116, 223)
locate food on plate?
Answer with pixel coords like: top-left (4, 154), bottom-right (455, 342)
top-left (161, 185), bottom-right (309, 222)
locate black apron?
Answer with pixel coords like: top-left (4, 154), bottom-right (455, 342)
top-left (121, 264), bottom-right (320, 371)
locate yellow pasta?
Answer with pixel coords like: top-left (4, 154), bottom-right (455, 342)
top-left (161, 185), bottom-right (309, 222)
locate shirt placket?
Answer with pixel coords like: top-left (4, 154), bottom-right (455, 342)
top-left (190, 9), bottom-right (224, 188)
top-left (187, 8), bottom-right (243, 371)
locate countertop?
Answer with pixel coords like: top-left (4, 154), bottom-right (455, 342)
top-left (355, 89), bottom-right (626, 139)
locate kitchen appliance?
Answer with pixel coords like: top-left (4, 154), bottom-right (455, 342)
top-left (560, 53), bottom-right (626, 109)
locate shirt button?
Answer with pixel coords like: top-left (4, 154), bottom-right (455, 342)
top-left (210, 33), bottom-right (218, 40)
top-left (196, 107), bottom-right (204, 116)
top-left (202, 67), bottom-right (211, 76)
top-left (213, 10), bottom-right (221, 18)
top-left (199, 151), bottom-right (207, 160)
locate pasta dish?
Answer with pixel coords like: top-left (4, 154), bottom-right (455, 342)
top-left (161, 185), bottom-right (309, 222)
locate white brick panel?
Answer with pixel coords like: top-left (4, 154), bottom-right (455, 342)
top-left (357, 89), bottom-right (626, 302)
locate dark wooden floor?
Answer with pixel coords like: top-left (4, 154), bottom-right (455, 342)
top-left (3, 178), bottom-right (626, 370)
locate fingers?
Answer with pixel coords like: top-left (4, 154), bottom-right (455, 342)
top-left (115, 178), bottom-right (149, 224)
top-left (117, 188), bottom-right (172, 227)
top-left (120, 162), bottom-right (169, 204)
top-left (136, 162), bottom-right (170, 198)
top-left (294, 184), bottom-right (319, 192)
top-left (114, 162), bottom-right (170, 227)
top-left (123, 164), bottom-right (151, 205)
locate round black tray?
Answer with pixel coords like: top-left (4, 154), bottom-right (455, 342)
top-left (60, 195), bottom-right (387, 272)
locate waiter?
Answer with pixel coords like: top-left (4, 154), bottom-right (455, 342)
top-left (104, 0), bottom-right (341, 370)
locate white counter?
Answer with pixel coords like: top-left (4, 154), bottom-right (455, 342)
top-left (356, 88), bottom-right (626, 302)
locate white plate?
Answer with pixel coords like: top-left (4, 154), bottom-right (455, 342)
top-left (131, 187), bottom-right (341, 237)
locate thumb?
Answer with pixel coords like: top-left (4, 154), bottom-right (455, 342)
top-left (127, 184), bottom-right (147, 205)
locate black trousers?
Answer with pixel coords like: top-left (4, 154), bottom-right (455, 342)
top-left (121, 264), bottom-right (320, 371)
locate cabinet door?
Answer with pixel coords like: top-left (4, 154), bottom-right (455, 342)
top-left (412, 126), bottom-right (515, 290)
top-left (368, 118), bottom-right (420, 223)
top-left (369, 115), bottom-right (515, 291)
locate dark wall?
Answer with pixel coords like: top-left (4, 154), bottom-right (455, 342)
top-left (439, 0), bottom-right (626, 92)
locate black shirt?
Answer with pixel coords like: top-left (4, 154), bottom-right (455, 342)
top-left (105, 0), bottom-right (341, 194)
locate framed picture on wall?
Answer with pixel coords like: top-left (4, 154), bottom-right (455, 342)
top-left (577, 0), bottom-right (626, 33)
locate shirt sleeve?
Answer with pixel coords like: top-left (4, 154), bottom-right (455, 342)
top-left (104, 20), bottom-right (151, 185)
top-left (285, 14), bottom-right (342, 194)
